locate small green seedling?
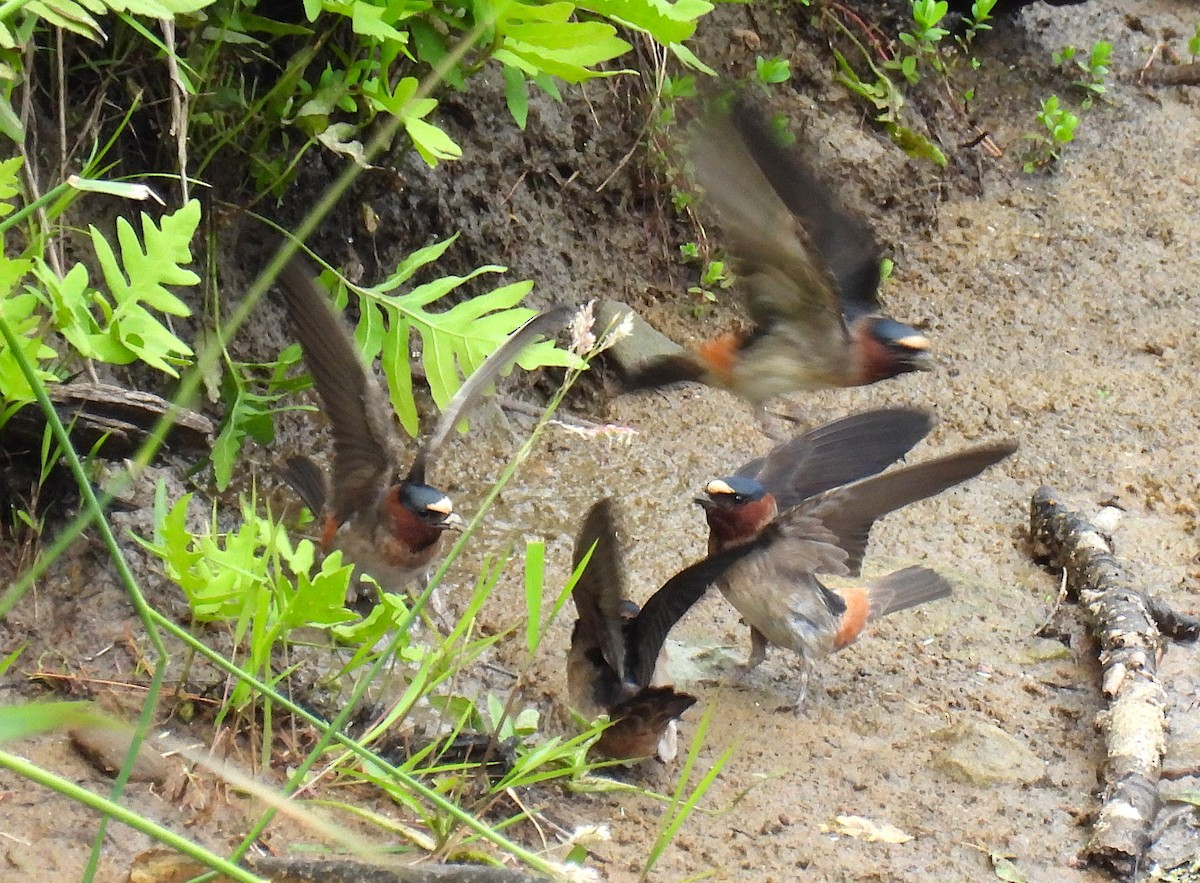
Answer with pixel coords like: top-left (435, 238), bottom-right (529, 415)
top-left (755, 55), bottom-right (792, 85)
top-left (1023, 95), bottom-right (1079, 172)
top-left (889, 0), bottom-right (951, 83)
top-left (1055, 41), bottom-right (1112, 106)
top-left (963, 0), bottom-right (998, 41)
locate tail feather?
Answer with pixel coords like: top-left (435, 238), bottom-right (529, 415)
top-left (621, 354), bottom-right (708, 391)
top-left (868, 566), bottom-right (952, 619)
top-left (280, 455), bottom-right (329, 515)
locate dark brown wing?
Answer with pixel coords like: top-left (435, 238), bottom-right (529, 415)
top-left (736, 407), bottom-right (934, 510)
top-left (690, 108), bottom-right (841, 337)
top-left (807, 441), bottom-right (1019, 574)
top-left (726, 99), bottom-right (885, 317)
top-left (570, 499), bottom-right (630, 684)
top-left (627, 537), bottom-right (768, 689)
top-left (276, 256), bottom-right (398, 523)
top-left (407, 305), bottom-right (573, 486)
top-left (691, 99), bottom-right (878, 339)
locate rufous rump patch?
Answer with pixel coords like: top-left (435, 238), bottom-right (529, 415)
top-left (321, 515), bottom-right (338, 552)
top-left (832, 585), bottom-right (872, 650)
top-left (695, 333), bottom-right (743, 383)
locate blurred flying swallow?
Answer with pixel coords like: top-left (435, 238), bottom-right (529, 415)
top-left (276, 254), bottom-right (571, 599)
top-left (623, 99), bottom-right (931, 409)
top-left (697, 438), bottom-right (1017, 709)
top-left (568, 498), bottom-right (755, 760)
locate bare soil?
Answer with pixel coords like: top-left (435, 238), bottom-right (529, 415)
top-left (3, 0), bottom-right (1200, 880)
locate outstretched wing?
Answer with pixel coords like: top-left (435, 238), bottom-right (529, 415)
top-left (276, 256), bottom-right (399, 523)
top-left (807, 441), bottom-right (1019, 574)
top-left (690, 99), bottom-right (879, 336)
top-left (570, 499), bottom-right (631, 684)
top-left (736, 407), bottom-right (934, 510)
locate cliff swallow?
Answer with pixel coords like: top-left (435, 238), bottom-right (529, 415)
top-left (568, 498), bottom-right (756, 761)
top-left (697, 439), bottom-right (1017, 708)
top-left (276, 254), bottom-right (570, 598)
top-left (623, 100), bottom-right (931, 408)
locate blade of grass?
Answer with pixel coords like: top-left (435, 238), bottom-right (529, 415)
top-left (641, 701), bottom-right (738, 881)
top-left (0, 313), bottom-right (171, 883)
top-left (0, 749), bottom-right (263, 882)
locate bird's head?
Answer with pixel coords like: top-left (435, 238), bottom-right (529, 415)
top-left (854, 316), bottom-right (933, 383)
top-left (386, 482), bottom-right (464, 549)
top-left (695, 476), bottom-right (778, 546)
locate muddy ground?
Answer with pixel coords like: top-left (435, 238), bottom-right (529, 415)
top-left (3, 0), bottom-right (1200, 879)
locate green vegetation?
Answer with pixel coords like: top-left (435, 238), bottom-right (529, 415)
top-left (755, 54), bottom-right (792, 85)
top-left (1055, 40), bottom-right (1113, 107)
top-left (826, 1), bottom-right (954, 168)
top-left (1023, 95), bottom-right (1079, 173)
top-left (0, 0), bottom-right (736, 877)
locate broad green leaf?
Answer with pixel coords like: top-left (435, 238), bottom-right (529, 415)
top-left (669, 41), bottom-right (715, 75)
top-left (0, 284), bottom-right (59, 402)
top-left (381, 320), bottom-right (417, 435)
top-left (576, 0), bottom-right (711, 44)
top-left (499, 21), bottom-right (632, 83)
top-left (0, 155), bottom-right (21, 208)
top-left (78, 200), bottom-right (199, 376)
top-left (502, 65), bottom-right (529, 130)
top-left (410, 18), bottom-right (465, 90)
top-left (337, 239), bottom-right (582, 428)
top-left (351, 2), bottom-right (410, 44)
top-left (79, 0), bottom-right (218, 13)
top-left (0, 97), bottom-right (23, 145)
top-left (25, 0), bottom-right (104, 41)
top-left (406, 116), bottom-right (462, 166)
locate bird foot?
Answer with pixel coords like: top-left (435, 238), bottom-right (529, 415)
top-left (731, 657), bottom-right (765, 682)
top-left (758, 407), bottom-right (804, 442)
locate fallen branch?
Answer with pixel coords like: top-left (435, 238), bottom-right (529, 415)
top-left (1029, 486), bottom-right (1167, 877)
top-left (1141, 60), bottom-right (1200, 87)
top-left (1, 382), bottom-right (212, 458)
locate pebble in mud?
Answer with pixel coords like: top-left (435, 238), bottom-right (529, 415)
top-left (931, 717), bottom-right (1045, 786)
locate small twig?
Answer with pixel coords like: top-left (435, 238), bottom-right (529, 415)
top-left (1145, 595), bottom-right (1200, 641)
top-left (1032, 569), bottom-right (1069, 638)
top-left (160, 18), bottom-right (190, 204)
top-left (500, 170), bottom-right (528, 206)
top-left (1137, 40), bottom-right (1168, 84)
top-left (495, 395), bottom-right (616, 434)
top-left (828, 2), bottom-right (890, 62)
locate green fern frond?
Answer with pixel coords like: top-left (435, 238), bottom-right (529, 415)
top-left (324, 235), bottom-right (581, 437)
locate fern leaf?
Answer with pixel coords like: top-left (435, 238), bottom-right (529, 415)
top-left (334, 236), bottom-right (582, 435)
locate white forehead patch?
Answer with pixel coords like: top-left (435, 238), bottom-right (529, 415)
top-left (425, 496), bottom-right (455, 515)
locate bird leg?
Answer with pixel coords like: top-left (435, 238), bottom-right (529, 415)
top-left (747, 626), bottom-right (770, 671)
top-left (758, 407), bottom-right (802, 442)
top-left (775, 654), bottom-right (813, 715)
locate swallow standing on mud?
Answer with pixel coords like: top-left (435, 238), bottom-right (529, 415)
top-left (697, 437), bottom-right (1017, 709)
top-left (624, 100), bottom-right (931, 409)
top-left (276, 254), bottom-right (571, 598)
top-left (568, 498), bottom-right (757, 761)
